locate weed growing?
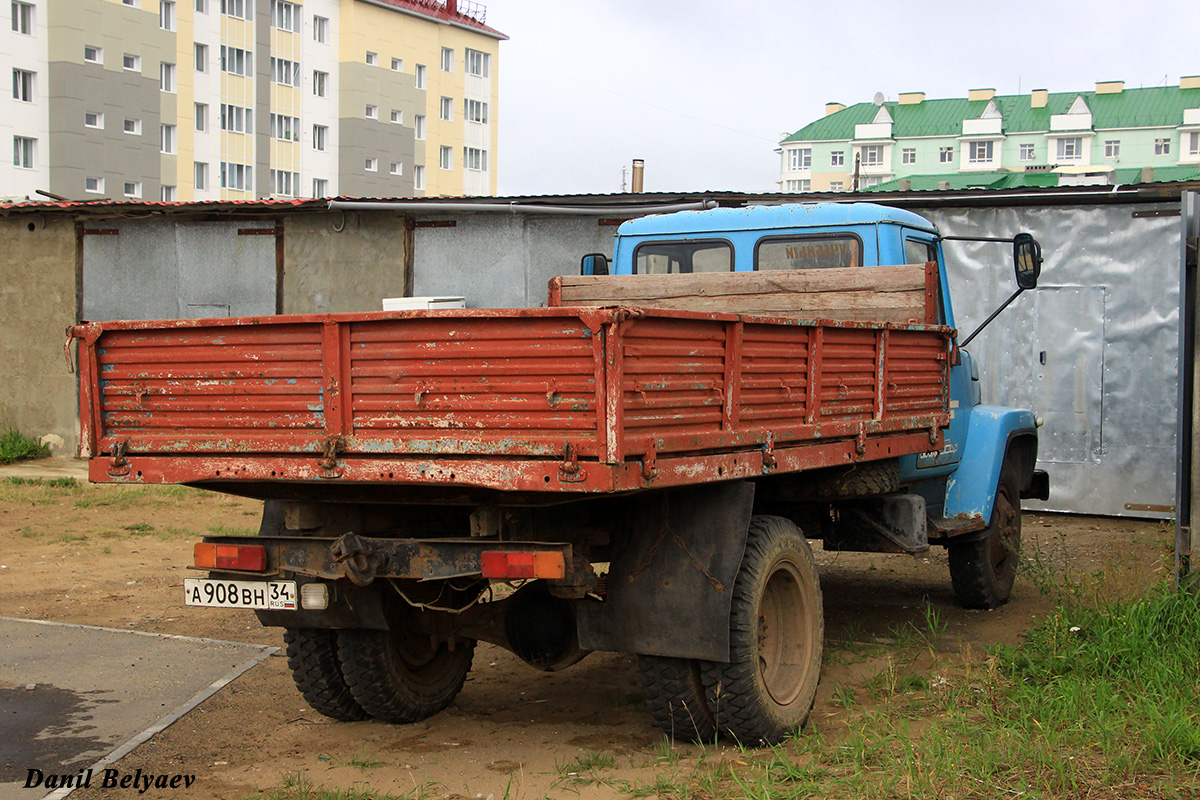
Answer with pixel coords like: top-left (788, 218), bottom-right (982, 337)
top-left (0, 429), bottom-right (49, 464)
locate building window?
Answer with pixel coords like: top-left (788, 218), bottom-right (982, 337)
top-left (414, 165), bottom-right (424, 190)
top-left (464, 99), bottom-right (487, 124)
top-left (121, 0), bottom-right (136, 7)
top-left (84, 45), bottom-right (103, 64)
top-left (220, 161), bottom-right (252, 190)
top-left (194, 43), bottom-right (208, 72)
top-left (194, 0), bottom-right (205, 13)
top-left (784, 179), bottom-right (809, 192)
top-left (123, 53), bottom-right (141, 72)
top-left (160, 62), bottom-right (176, 93)
top-left (1190, 132), bottom-right (1200, 156)
top-left (829, 181), bottom-right (844, 192)
top-left (161, 184), bottom-right (176, 201)
top-left (1019, 143), bottom-right (1035, 161)
top-left (271, 0), bottom-right (298, 31)
top-left (830, 151), bottom-right (844, 167)
top-left (312, 70), bottom-right (327, 97)
top-left (312, 177), bottom-right (327, 197)
top-left (12, 136), bottom-right (35, 168)
top-left (312, 14), bottom-right (327, 42)
top-left (364, 157), bottom-right (377, 172)
top-left (85, 176), bottom-right (104, 193)
top-left (414, 115), bottom-right (425, 140)
top-left (1104, 140), bottom-right (1120, 159)
top-left (123, 118), bottom-right (141, 135)
top-left (194, 161), bottom-right (208, 190)
top-left (220, 0), bottom-right (251, 20)
top-left (160, 123), bottom-right (176, 154)
top-left (220, 46), bottom-right (252, 76)
top-left (11, 1), bottom-right (34, 33)
top-left (270, 169), bottom-right (298, 196)
top-left (391, 57), bottom-right (402, 72)
top-left (365, 51), bottom-right (377, 66)
top-left (1057, 137), bottom-right (1082, 161)
top-left (389, 161), bottom-right (402, 176)
top-left (415, 64), bottom-right (426, 90)
top-left (1155, 137), bottom-right (1171, 156)
top-left (439, 145), bottom-right (452, 170)
top-left (12, 69), bottom-right (33, 102)
top-left (85, 111), bottom-right (103, 128)
top-left (861, 144), bottom-right (883, 166)
top-left (440, 47), bottom-right (453, 72)
top-left (787, 148), bottom-right (810, 170)
top-left (123, 181), bottom-right (141, 198)
top-left (861, 176), bottom-right (883, 188)
top-left (269, 113), bottom-right (299, 141)
top-left (312, 124), bottom-right (327, 151)
top-left (389, 109), bottom-right (403, 124)
top-left (440, 96), bottom-right (453, 121)
top-left (219, 103), bottom-right (252, 133)
top-left (968, 140), bottom-right (993, 163)
top-left (365, 104), bottom-right (377, 120)
top-left (271, 57), bottom-right (300, 86)
top-left (159, 0), bottom-right (175, 30)
top-left (901, 148), bottom-right (916, 165)
top-left (463, 147), bottom-right (487, 171)
top-left (939, 146), bottom-right (953, 163)
top-left (465, 48), bottom-right (489, 78)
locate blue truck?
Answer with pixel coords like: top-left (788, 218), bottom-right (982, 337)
top-left (75, 201), bottom-right (1048, 746)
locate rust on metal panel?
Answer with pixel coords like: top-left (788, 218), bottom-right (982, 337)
top-left (924, 261), bottom-right (939, 325)
top-left (75, 306), bottom-right (952, 493)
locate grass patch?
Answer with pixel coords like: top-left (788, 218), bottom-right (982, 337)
top-left (0, 429), bottom-right (49, 464)
top-left (260, 773), bottom-right (438, 800)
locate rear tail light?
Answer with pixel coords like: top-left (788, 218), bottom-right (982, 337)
top-left (194, 542), bottom-right (267, 572)
top-left (480, 550), bottom-right (565, 580)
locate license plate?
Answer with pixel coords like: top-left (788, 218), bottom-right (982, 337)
top-left (184, 578), bottom-right (297, 610)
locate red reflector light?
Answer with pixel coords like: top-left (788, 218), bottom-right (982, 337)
top-left (193, 542), bottom-right (266, 572)
top-left (480, 550), bottom-right (565, 580)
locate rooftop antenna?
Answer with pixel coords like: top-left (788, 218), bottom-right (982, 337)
top-left (873, 91), bottom-right (885, 106)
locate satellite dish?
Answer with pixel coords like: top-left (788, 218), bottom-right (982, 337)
top-left (873, 92), bottom-right (885, 106)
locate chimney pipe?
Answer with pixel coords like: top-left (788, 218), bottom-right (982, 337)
top-left (631, 159), bottom-right (645, 194)
top-left (446, 0), bottom-right (457, 14)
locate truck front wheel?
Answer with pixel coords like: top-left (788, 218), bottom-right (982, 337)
top-left (336, 597), bottom-right (475, 723)
top-left (948, 462), bottom-right (1021, 609)
top-left (701, 516), bottom-right (823, 745)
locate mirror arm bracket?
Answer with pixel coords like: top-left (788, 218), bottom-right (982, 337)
top-left (960, 288), bottom-right (1024, 349)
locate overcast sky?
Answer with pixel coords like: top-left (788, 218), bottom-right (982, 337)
top-left (485, 0), bottom-right (1200, 196)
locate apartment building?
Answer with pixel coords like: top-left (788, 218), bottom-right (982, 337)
top-left (2, 0), bottom-right (503, 200)
top-left (779, 77), bottom-right (1200, 192)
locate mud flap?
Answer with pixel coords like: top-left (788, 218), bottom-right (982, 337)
top-left (576, 481), bottom-right (754, 662)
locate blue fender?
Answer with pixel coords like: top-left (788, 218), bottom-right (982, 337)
top-left (944, 405), bottom-right (1038, 522)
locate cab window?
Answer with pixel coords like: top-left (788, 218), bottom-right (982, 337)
top-left (905, 238), bottom-right (937, 265)
top-left (755, 235), bottom-right (861, 270)
top-left (633, 240), bottom-right (732, 274)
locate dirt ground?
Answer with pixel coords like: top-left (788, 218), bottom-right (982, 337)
top-left (0, 460), bottom-right (1176, 800)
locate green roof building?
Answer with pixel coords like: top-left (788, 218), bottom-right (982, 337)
top-left (778, 78), bottom-right (1200, 192)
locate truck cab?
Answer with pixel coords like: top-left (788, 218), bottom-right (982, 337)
top-left (589, 202), bottom-right (1048, 605)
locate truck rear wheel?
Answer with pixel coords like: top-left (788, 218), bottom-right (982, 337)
top-left (702, 516), bottom-right (823, 745)
top-left (336, 598), bottom-right (475, 724)
top-left (284, 629), bottom-right (368, 721)
top-left (637, 655), bottom-right (716, 743)
top-left (948, 462), bottom-right (1021, 609)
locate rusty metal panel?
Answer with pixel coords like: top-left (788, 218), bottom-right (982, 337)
top-left (75, 307), bottom-right (952, 494)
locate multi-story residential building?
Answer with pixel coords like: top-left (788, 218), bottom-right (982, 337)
top-left (1, 0), bottom-right (503, 200)
top-left (779, 78), bottom-right (1200, 192)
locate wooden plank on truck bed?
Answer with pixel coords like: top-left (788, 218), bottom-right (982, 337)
top-left (548, 264), bottom-right (934, 325)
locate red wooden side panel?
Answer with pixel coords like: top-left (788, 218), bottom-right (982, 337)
top-left (883, 329), bottom-right (948, 415)
top-left (619, 316), bottom-right (728, 452)
top-left (346, 315), bottom-right (604, 457)
top-left (95, 323), bottom-right (327, 452)
top-left (817, 327), bottom-right (880, 422)
top-left (738, 323), bottom-right (810, 427)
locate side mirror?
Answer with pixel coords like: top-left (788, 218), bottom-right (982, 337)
top-left (1013, 233), bottom-right (1042, 290)
top-left (580, 253), bottom-right (609, 276)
